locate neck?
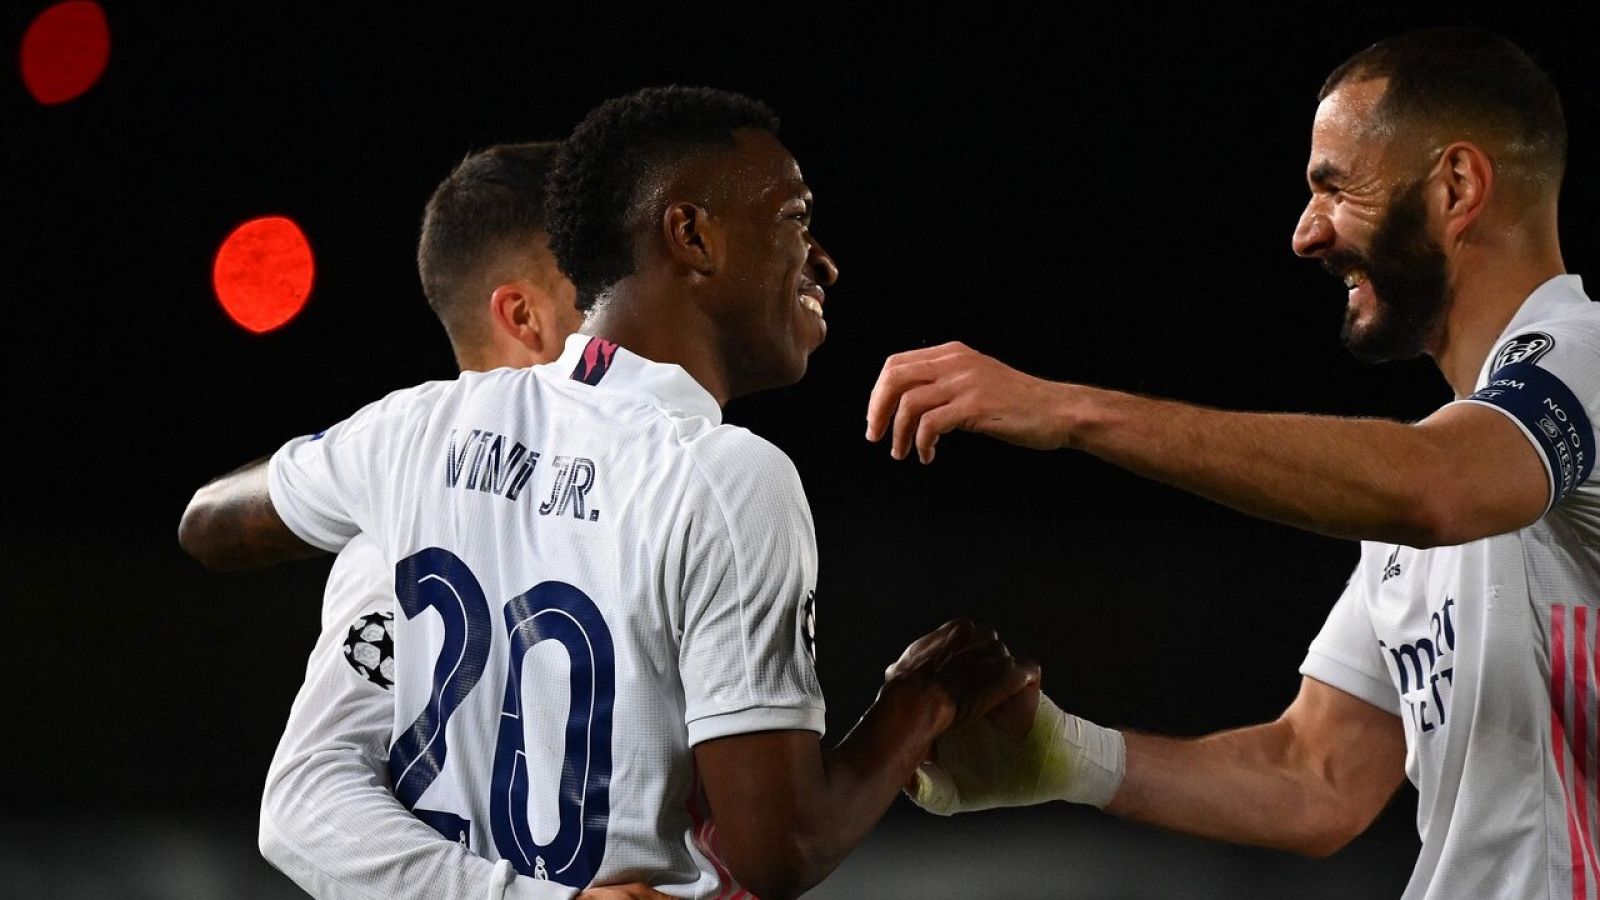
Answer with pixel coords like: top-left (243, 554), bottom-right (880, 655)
top-left (583, 280), bottom-right (733, 407)
top-left (1431, 236), bottom-right (1564, 399)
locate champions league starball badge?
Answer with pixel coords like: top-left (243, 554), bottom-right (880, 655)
top-left (342, 611), bottom-right (396, 689)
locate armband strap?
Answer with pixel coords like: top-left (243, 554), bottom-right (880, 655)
top-left (1462, 361), bottom-right (1594, 510)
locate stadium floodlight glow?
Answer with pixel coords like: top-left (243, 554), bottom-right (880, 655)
top-left (212, 216), bottom-right (316, 334)
top-left (20, 1), bottom-right (110, 105)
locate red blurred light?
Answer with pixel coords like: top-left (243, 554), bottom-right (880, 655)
top-left (212, 217), bottom-right (315, 334)
top-left (20, 2), bottom-right (110, 105)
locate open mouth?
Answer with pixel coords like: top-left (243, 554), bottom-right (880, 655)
top-left (1342, 270), bottom-right (1368, 289)
top-left (798, 283), bottom-right (825, 318)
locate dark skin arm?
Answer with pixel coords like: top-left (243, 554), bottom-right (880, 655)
top-left (177, 457), bottom-right (322, 571)
top-left (694, 619), bottom-right (1040, 900)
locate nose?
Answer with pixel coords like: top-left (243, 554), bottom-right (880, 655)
top-left (1292, 202), bottom-right (1334, 258)
top-left (807, 233), bottom-right (839, 286)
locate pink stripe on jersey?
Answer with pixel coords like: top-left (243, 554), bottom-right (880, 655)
top-left (1575, 607), bottom-right (1597, 879)
top-left (1592, 610), bottom-right (1600, 881)
top-left (1552, 605), bottom-right (1594, 900)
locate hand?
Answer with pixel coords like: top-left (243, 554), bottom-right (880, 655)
top-left (576, 884), bottom-right (675, 899)
top-left (983, 681), bottom-right (1041, 737)
top-left (908, 690), bottom-right (1125, 815)
top-left (884, 618), bottom-right (1040, 732)
top-left (866, 342), bottom-right (1073, 463)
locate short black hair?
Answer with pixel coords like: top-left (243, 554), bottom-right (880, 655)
top-left (1321, 28), bottom-right (1566, 187)
top-left (546, 86), bottom-right (780, 311)
top-left (417, 141), bottom-right (561, 346)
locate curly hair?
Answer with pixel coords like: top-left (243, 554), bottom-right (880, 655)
top-left (417, 141), bottom-right (562, 347)
top-left (546, 86), bottom-right (780, 311)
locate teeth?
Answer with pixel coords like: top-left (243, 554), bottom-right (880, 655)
top-left (1343, 271), bottom-right (1367, 288)
top-left (800, 296), bottom-right (823, 317)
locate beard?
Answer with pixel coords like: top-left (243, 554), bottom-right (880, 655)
top-left (1323, 178), bottom-right (1450, 364)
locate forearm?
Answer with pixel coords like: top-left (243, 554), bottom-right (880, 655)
top-left (700, 619), bottom-right (1034, 899)
top-left (805, 683), bottom-right (950, 874)
top-left (1060, 386), bottom-right (1458, 545)
top-left (715, 684), bottom-right (948, 899)
top-left (1107, 724), bottom-right (1363, 857)
top-left (179, 456), bottom-right (321, 570)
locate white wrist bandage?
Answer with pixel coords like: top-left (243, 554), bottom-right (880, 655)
top-left (910, 691), bottom-right (1125, 814)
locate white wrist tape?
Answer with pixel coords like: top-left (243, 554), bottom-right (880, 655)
top-left (910, 691), bottom-right (1125, 814)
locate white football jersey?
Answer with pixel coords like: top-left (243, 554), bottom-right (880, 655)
top-left (1302, 275), bottom-right (1599, 899)
top-left (261, 535), bottom-right (580, 900)
top-left (268, 334), bottom-right (826, 896)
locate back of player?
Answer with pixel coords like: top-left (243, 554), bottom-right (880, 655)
top-left (268, 333), bottom-right (824, 894)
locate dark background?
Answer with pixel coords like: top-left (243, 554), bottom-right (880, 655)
top-left (6, 3), bottom-right (1597, 897)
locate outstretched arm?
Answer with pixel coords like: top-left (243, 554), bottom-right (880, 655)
top-left (1109, 676), bottom-right (1406, 856)
top-left (865, 342), bottom-right (1548, 547)
top-left (178, 457), bottom-right (322, 570)
top-left (694, 619), bottom-right (1040, 900)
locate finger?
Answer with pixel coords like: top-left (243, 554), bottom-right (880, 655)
top-left (915, 403), bottom-right (969, 464)
top-left (865, 366), bottom-right (899, 443)
top-left (866, 350), bottom-right (940, 442)
top-left (986, 681), bottom-right (1042, 737)
top-left (956, 657), bottom-right (1043, 725)
top-left (890, 383), bottom-right (949, 462)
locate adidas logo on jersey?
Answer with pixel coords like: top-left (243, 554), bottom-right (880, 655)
top-left (1383, 546), bottom-right (1403, 582)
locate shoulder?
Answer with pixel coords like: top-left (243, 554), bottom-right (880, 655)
top-left (331, 378), bottom-right (461, 442)
top-left (685, 425), bottom-right (805, 495)
top-left (673, 425), bottom-right (812, 541)
top-left (1490, 293), bottom-right (1600, 379)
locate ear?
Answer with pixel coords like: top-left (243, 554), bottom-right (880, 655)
top-left (662, 201), bottom-right (720, 276)
top-left (1431, 141), bottom-right (1494, 245)
top-left (488, 280), bottom-right (568, 364)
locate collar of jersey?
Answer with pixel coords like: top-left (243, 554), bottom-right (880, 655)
top-left (553, 333), bottom-right (723, 425)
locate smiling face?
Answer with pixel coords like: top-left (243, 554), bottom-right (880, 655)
top-left (1292, 79), bottom-right (1450, 363)
top-left (705, 128), bottom-right (839, 394)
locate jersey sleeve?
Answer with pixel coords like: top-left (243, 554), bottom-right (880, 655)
top-left (676, 431), bottom-right (827, 746)
top-left (1455, 325), bottom-right (1600, 513)
top-left (267, 388), bottom-right (419, 553)
top-left (1299, 552), bottom-right (1400, 716)
top-left (260, 536), bottom-right (577, 900)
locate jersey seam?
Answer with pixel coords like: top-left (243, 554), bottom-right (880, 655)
top-left (681, 446), bottom-right (759, 710)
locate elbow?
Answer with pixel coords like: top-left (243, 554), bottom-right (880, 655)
top-left (258, 795), bottom-right (293, 871)
top-left (724, 836), bottom-right (833, 900)
top-left (177, 490), bottom-right (228, 570)
top-left (1289, 809), bottom-right (1368, 858)
top-left (177, 492), bottom-right (212, 564)
top-left (1289, 821), bottom-right (1360, 859)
